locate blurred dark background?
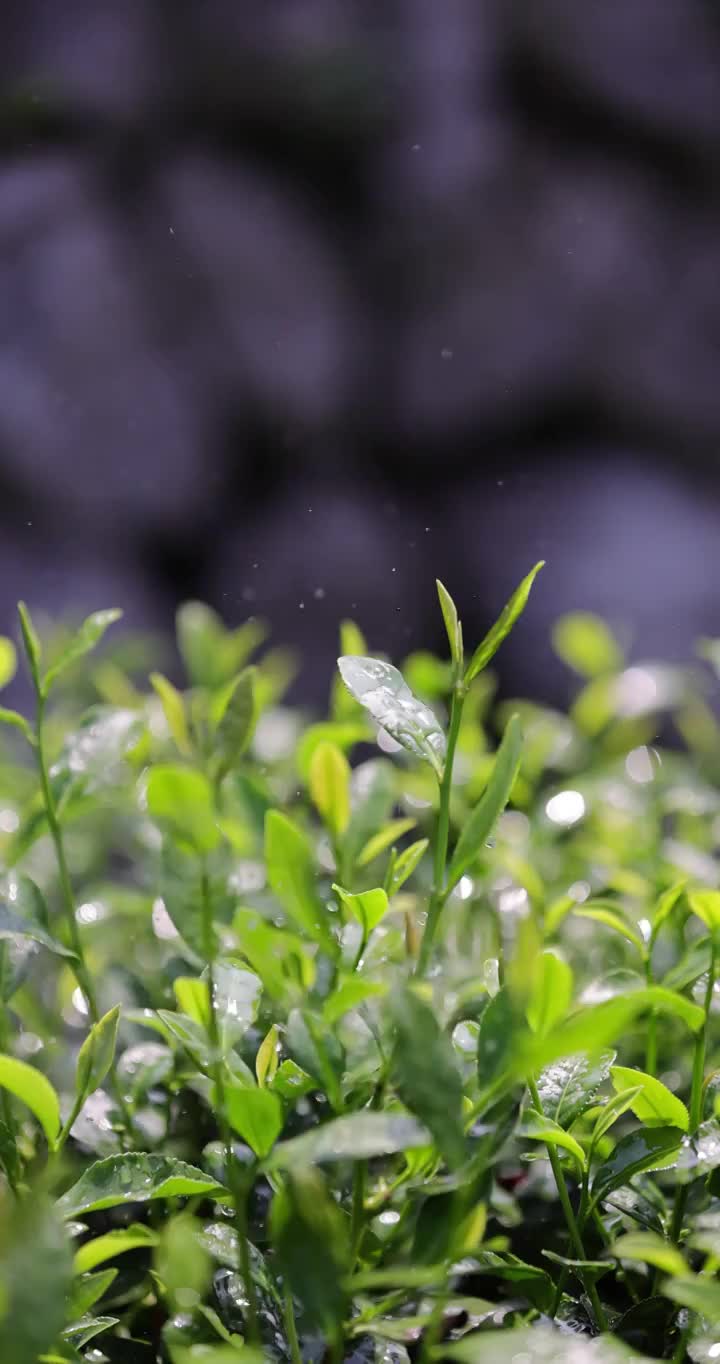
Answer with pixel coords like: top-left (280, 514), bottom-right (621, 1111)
top-left (2, 1), bottom-right (720, 705)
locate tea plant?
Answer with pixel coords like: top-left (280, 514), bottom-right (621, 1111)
top-left (1, 572), bottom-right (720, 1363)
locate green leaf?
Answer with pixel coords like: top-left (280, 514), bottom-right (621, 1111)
top-left (337, 655), bottom-right (446, 777)
top-left (265, 810), bottom-right (334, 952)
top-left (537, 1051), bottom-right (616, 1129)
top-left (591, 1126), bottom-right (683, 1206)
top-left (0, 1054), bottom-right (60, 1146)
top-left (67, 1267), bottom-right (119, 1318)
top-left (477, 988), bottom-right (517, 1087)
top-left (234, 907), bottom-right (313, 1002)
top-left (271, 1059), bottom-right (315, 1102)
top-left (521, 1109), bottom-right (586, 1168)
top-left (526, 952), bottom-right (574, 1036)
top-left (323, 978), bottom-right (386, 1025)
top-left (442, 1324), bottom-right (653, 1362)
top-left (0, 902), bottom-right (77, 960)
top-left (75, 1005), bottom-right (120, 1105)
top-left (296, 720), bottom-right (369, 781)
top-left (0, 706), bottom-right (34, 744)
top-left (0, 637), bottom-right (16, 690)
top-left (269, 1112), bottom-right (430, 1169)
top-left (173, 975), bottom-right (210, 1026)
top-left (42, 608), bottom-right (122, 694)
top-left (573, 903), bottom-right (646, 953)
top-left (146, 764), bottom-right (219, 854)
top-left (436, 579), bottom-right (462, 667)
top-left (309, 740), bottom-right (351, 838)
top-left (343, 758), bottom-right (396, 863)
top-left (57, 1153), bottom-right (224, 1219)
top-left (74, 1223), bottom-right (158, 1273)
top-left (150, 672), bottom-right (191, 755)
top-left (689, 890), bottom-right (720, 934)
top-left (551, 612), bottom-right (622, 678)
top-left (664, 1274), bottom-right (720, 1321)
top-left (17, 600), bottom-right (42, 682)
top-left (464, 561), bottom-right (545, 684)
top-left (357, 817), bottom-right (416, 868)
top-left (388, 837), bottom-right (429, 895)
top-left (651, 880), bottom-right (687, 942)
top-left (610, 1065), bottom-right (689, 1132)
top-left (333, 883), bottom-right (389, 936)
top-left (62, 1315), bottom-right (119, 1347)
top-left (390, 987), bottom-right (465, 1169)
top-left (155, 1213), bottom-right (210, 1308)
top-left (286, 1008), bottom-right (345, 1111)
top-left (447, 714), bottom-right (522, 889)
top-left (176, 601), bottom-right (266, 688)
top-left (610, 1230), bottom-right (687, 1277)
top-left (270, 1169), bottom-right (349, 1332)
top-left (526, 988), bottom-right (704, 1075)
top-left (592, 1086), bottom-right (644, 1145)
top-left (255, 1024), bottom-right (279, 1088)
top-left (225, 1085), bottom-right (283, 1158)
top-left (0, 1196), bottom-right (72, 1364)
top-left (211, 667), bottom-right (257, 773)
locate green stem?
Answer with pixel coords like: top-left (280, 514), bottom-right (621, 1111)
top-left (528, 1077), bottom-right (608, 1332)
top-left (200, 866), bottom-right (260, 1345)
top-left (35, 696), bottom-right (136, 1143)
top-left (0, 945), bottom-right (20, 1194)
top-left (669, 941), bottom-right (715, 1248)
top-left (282, 1283), bottom-right (302, 1364)
top-left (350, 1161), bottom-right (367, 1265)
top-left (416, 685), bottom-right (465, 977)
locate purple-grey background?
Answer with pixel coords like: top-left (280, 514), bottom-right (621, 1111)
top-left (3, 1), bottom-right (720, 703)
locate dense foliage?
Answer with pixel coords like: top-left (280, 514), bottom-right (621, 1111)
top-left (2, 569), bottom-right (720, 1363)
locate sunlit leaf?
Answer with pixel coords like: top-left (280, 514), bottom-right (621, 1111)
top-left (42, 609), bottom-right (122, 695)
top-left (225, 1085), bottom-right (283, 1158)
top-left (74, 1223), bottom-right (158, 1274)
top-left (337, 655), bottom-right (446, 777)
top-left (146, 764), bottom-right (219, 854)
top-left (526, 952), bottom-right (574, 1036)
top-left (309, 741), bottom-right (351, 838)
top-left (0, 1054), bottom-right (60, 1146)
top-left (610, 1065), bottom-right (689, 1132)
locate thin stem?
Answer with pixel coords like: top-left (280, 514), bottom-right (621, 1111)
top-left (200, 866), bottom-right (260, 1344)
top-left (282, 1284), bottom-right (302, 1364)
top-left (528, 1077), bottom-right (608, 1332)
top-left (416, 685), bottom-right (465, 976)
top-left (668, 942), bottom-right (715, 1252)
top-left (0, 945), bottom-right (20, 1194)
top-left (350, 1161), bottom-right (367, 1265)
top-left (35, 695), bottom-right (136, 1142)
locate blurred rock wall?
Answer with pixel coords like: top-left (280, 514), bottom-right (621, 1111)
top-left (2, 1), bottom-right (720, 699)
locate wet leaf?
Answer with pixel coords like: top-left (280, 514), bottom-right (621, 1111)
top-left (522, 1109), bottom-right (586, 1167)
top-left (57, 1152), bottom-right (224, 1218)
top-left (333, 883), bottom-right (389, 936)
top-left (337, 655), bottom-right (446, 776)
top-left (591, 1127), bottom-right (683, 1206)
top-left (442, 1324), bottom-right (653, 1362)
top-left (436, 579), bottom-right (462, 666)
top-left (74, 1223), bottom-right (158, 1273)
top-left (537, 1050), bottom-right (616, 1129)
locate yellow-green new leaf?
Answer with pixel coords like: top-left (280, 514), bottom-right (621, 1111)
top-left (464, 562), bottom-right (544, 683)
top-left (0, 638), bottom-right (17, 690)
top-left (256, 1024), bottom-right (280, 1088)
top-left (0, 1054), bottom-right (61, 1147)
top-left (265, 810), bottom-right (334, 953)
top-left (573, 904), bottom-right (645, 954)
top-left (522, 1109), bottom-right (586, 1169)
top-left (526, 952), bottom-right (574, 1037)
top-left (333, 884), bottom-right (389, 936)
top-left (146, 764), bottom-right (219, 854)
top-left (309, 741), bottom-right (351, 838)
top-left (76, 1006), bottom-right (120, 1103)
top-left (150, 673), bottom-right (191, 755)
top-left (610, 1065), bottom-right (689, 1132)
top-left (74, 1224), bottom-right (158, 1274)
top-left (689, 890), bottom-right (720, 935)
top-left (357, 818), bottom-right (416, 868)
top-left (436, 579), bottom-right (462, 667)
top-left (42, 609), bottom-right (123, 695)
top-left (551, 612), bottom-right (622, 678)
